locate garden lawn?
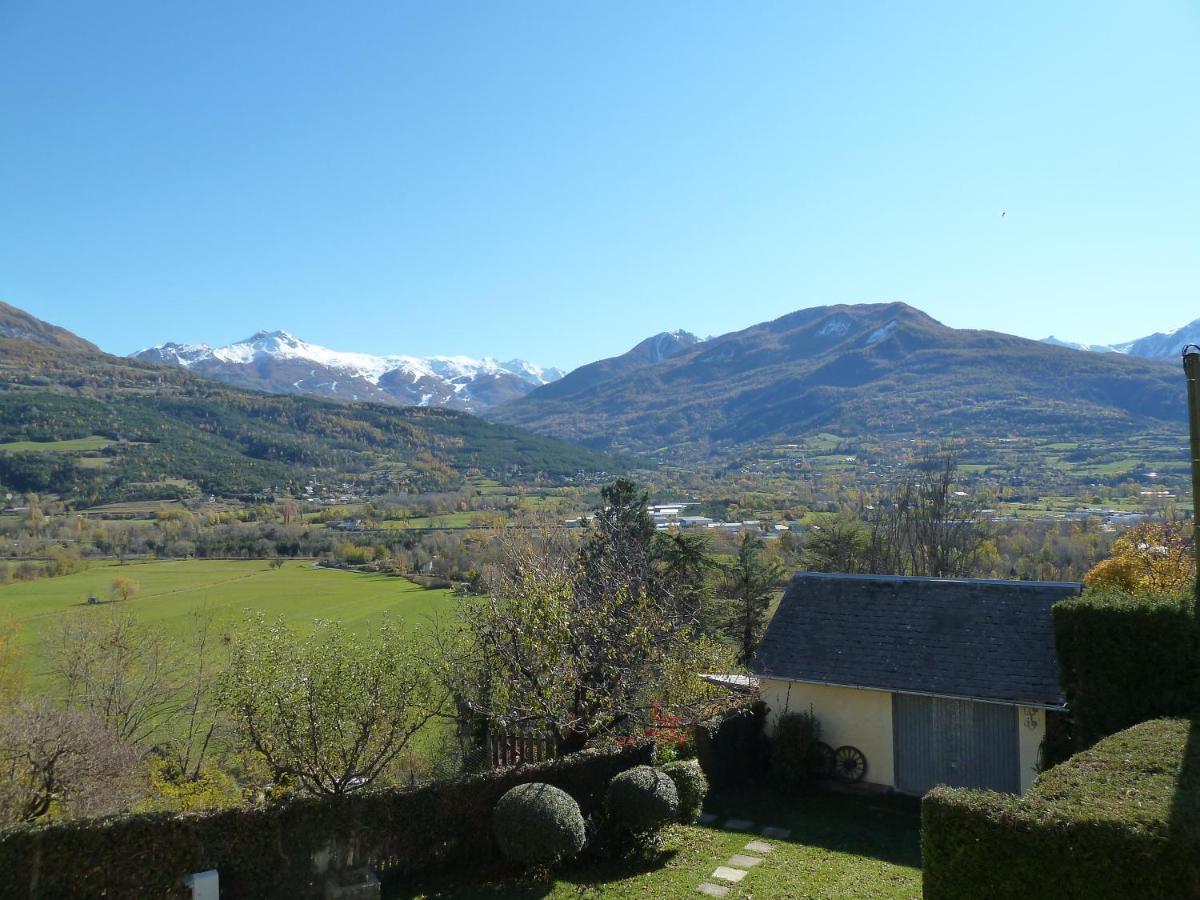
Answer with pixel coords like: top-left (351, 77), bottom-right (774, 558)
top-left (0, 559), bottom-right (456, 682)
top-left (387, 788), bottom-right (921, 899)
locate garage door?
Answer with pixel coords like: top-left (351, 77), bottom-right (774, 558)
top-left (892, 694), bottom-right (1020, 795)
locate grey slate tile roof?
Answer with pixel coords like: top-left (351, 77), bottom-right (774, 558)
top-left (750, 573), bottom-right (1081, 708)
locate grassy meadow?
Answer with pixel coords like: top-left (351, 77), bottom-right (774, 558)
top-left (0, 559), bottom-right (458, 684)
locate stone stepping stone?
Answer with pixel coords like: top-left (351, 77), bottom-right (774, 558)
top-left (761, 825), bottom-right (792, 839)
top-left (744, 840), bottom-right (774, 854)
top-left (723, 817), bottom-right (754, 831)
top-left (712, 866), bottom-right (747, 884)
top-left (697, 883), bottom-right (730, 898)
top-left (697, 812), bottom-right (719, 825)
top-left (727, 854), bottom-right (764, 869)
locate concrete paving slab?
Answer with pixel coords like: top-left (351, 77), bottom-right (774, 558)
top-left (723, 817), bottom-right (754, 831)
top-left (712, 866), bottom-right (747, 884)
top-left (744, 840), bottom-right (774, 854)
top-left (697, 883), bottom-right (729, 897)
top-left (728, 854), bottom-right (764, 868)
top-left (761, 825), bottom-right (792, 839)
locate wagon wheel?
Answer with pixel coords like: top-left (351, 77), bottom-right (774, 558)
top-left (833, 745), bottom-right (867, 783)
top-left (809, 741), bottom-right (836, 779)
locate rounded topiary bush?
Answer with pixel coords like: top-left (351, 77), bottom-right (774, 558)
top-left (605, 765), bottom-right (680, 834)
top-left (492, 782), bottom-right (586, 867)
top-left (661, 759), bottom-right (709, 823)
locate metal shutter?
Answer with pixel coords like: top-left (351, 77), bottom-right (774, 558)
top-left (892, 694), bottom-right (1020, 795)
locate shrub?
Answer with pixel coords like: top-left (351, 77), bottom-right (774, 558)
top-left (0, 742), bottom-right (653, 898)
top-left (770, 710), bottom-right (822, 794)
top-left (922, 718), bottom-right (1200, 900)
top-left (660, 759), bottom-right (708, 823)
top-left (695, 700), bottom-right (768, 789)
top-left (492, 782), bottom-right (586, 867)
top-left (605, 765), bottom-right (679, 834)
top-left (1054, 589), bottom-right (1200, 746)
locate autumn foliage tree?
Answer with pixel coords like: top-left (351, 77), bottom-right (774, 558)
top-left (1083, 519), bottom-right (1195, 595)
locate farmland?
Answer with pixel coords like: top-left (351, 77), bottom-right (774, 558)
top-left (0, 559), bottom-right (457, 682)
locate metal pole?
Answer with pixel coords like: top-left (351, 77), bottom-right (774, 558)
top-left (1182, 346), bottom-right (1200, 603)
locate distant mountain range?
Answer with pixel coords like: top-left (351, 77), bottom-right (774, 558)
top-left (491, 303), bottom-right (1184, 460)
top-left (132, 331), bottom-right (566, 412)
top-left (1042, 317), bottom-right (1200, 359)
top-left (0, 303), bottom-right (623, 504)
top-left (4, 297), bottom-right (1190, 481)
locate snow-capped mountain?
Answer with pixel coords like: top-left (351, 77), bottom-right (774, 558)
top-left (133, 331), bottom-right (564, 412)
top-left (1042, 317), bottom-right (1200, 360)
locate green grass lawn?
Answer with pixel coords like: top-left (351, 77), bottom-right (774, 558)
top-left (387, 789), bottom-right (922, 899)
top-left (0, 435), bottom-right (114, 453)
top-left (0, 559), bottom-right (457, 681)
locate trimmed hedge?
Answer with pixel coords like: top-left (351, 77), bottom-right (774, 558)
top-left (922, 718), bottom-right (1200, 900)
top-left (661, 759), bottom-right (708, 823)
top-left (1054, 588), bottom-right (1200, 746)
top-left (0, 742), bottom-right (653, 899)
top-left (492, 783), bottom-right (586, 867)
top-left (605, 766), bottom-right (679, 835)
top-left (695, 700), bottom-right (768, 789)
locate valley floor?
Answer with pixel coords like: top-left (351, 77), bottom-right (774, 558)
top-left (0, 559), bottom-right (456, 680)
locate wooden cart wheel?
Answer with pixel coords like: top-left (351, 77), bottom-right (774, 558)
top-left (810, 741), bottom-right (836, 779)
top-left (833, 745), bottom-right (867, 783)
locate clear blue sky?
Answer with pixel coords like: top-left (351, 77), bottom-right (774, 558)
top-left (2, 2), bottom-right (1197, 370)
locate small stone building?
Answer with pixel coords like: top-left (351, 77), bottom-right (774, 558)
top-left (751, 573), bottom-right (1081, 795)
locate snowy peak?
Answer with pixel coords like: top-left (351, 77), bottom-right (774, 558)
top-left (640, 330), bottom-right (703, 363)
top-left (1042, 316), bottom-right (1200, 360)
top-left (132, 332), bottom-right (563, 411)
top-left (1040, 335), bottom-right (1118, 353)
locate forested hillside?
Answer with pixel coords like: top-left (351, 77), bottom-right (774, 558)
top-left (0, 308), bottom-right (623, 504)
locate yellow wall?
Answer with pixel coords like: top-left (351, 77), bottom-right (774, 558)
top-left (760, 678), bottom-right (896, 788)
top-left (760, 679), bottom-right (1044, 794)
top-left (1017, 706), bottom-right (1046, 794)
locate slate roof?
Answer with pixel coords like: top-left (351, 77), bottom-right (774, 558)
top-left (750, 573), bottom-right (1081, 708)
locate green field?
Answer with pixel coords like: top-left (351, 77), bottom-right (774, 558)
top-left (0, 560), bottom-right (457, 680)
top-left (0, 435), bottom-right (113, 453)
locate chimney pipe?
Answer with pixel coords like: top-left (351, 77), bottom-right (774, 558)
top-left (1182, 345), bottom-right (1200, 602)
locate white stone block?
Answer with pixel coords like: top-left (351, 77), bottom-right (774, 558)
top-left (182, 870), bottom-right (219, 900)
top-left (712, 866), bottom-right (747, 883)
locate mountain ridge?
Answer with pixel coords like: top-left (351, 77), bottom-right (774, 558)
top-left (132, 331), bottom-right (565, 412)
top-left (0, 305), bottom-right (624, 504)
top-left (491, 302), bottom-right (1182, 460)
top-left (1041, 317), bottom-right (1200, 359)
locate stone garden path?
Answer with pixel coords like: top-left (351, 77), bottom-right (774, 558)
top-left (693, 814), bottom-right (793, 897)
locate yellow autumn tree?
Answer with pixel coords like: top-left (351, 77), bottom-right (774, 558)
top-left (1083, 520), bottom-right (1195, 595)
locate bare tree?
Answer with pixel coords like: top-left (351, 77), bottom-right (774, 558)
top-left (0, 702), bottom-right (143, 825)
top-left (864, 447), bottom-right (989, 577)
top-left (53, 606), bottom-right (222, 781)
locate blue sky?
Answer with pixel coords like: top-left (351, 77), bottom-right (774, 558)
top-left (1, 2), bottom-right (1197, 370)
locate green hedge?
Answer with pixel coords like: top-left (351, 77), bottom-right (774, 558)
top-left (1054, 589), bottom-right (1200, 746)
top-left (0, 742), bottom-right (653, 900)
top-left (695, 700), bottom-right (768, 789)
top-left (922, 718), bottom-right (1200, 900)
